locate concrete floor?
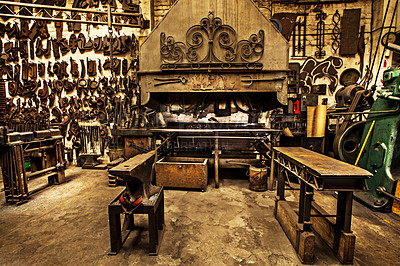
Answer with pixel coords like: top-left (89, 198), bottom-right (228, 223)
top-left (0, 167), bottom-right (399, 265)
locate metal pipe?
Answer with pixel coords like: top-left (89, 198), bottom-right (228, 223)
top-left (329, 106), bottom-right (400, 116)
top-left (278, 0), bottom-right (357, 3)
top-left (108, 4), bottom-right (115, 79)
top-left (26, 166), bottom-right (57, 180)
top-left (381, 95), bottom-right (400, 102)
top-left (226, 161), bottom-right (251, 166)
top-left (355, 120), bottom-right (375, 166)
top-left (0, 1), bottom-right (140, 16)
top-left (376, 186), bottom-right (400, 202)
top-left (177, 136), bottom-right (264, 139)
top-left (310, 214), bottom-right (338, 218)
top-left (151, 128), bottom-right (281, 133)
top-left (387, 42), bottom-right (400, 53)
top-left (0, 13), bottom-right (142, 28)
top-left (137, 69), bottom-right (291, 75)
top-left (367, 0), bottom-right (393, 85)
top-left (374, 0), bottom-right (399, 86)
top-left (24, 145), bottom-right (54, 153)
top-left (155, 135), bottom-right (172, 152)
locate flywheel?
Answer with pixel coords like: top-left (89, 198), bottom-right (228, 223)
top-left (336, 121), bottom-right (366, 164)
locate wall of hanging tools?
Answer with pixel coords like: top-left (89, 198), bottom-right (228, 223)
top-left (256, 1), bottom-right (377, 140)
top-left (0, 0), bottom-right (150, 163)
top-left (271, 1), bottom-right (399, 92)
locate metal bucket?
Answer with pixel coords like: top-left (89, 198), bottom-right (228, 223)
top-left (248, 164), bottom-right (269, 191)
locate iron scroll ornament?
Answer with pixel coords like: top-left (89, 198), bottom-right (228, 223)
top-left (160, 12), bottom-right (264, 70)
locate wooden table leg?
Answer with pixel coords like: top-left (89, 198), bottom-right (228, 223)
top-left (126, 213), bottom-right (135, 230)
top-left (148, 211), bottom-right (158, 255)
top-left (298, 180), bottom-right (306, 223)
top-left (158, 190), bottom-right (165, 229)
top-left (276, 162), bottom-right (285, 200)
top-left (304, 185), bottom-right (313, 230)
top-left (298, 181), bottom-right (313, 231)
top-left (108, 205), bottom-right (122, 255)
top-left (336, 191), bottom-right (353, 233)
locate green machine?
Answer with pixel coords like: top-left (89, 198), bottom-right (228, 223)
top-left (356, 68), bottom-right (400, 211)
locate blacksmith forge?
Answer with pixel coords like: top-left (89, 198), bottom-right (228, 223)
top-left (113, 0), bottom-right (289, 189)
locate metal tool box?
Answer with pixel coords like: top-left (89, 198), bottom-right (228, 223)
top-left (155, 157), bottom-right (208, 191)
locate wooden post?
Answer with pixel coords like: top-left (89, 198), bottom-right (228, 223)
top-left (214, 133), bottom-right (220, 188)
top-left (276, 161), bottom-right (285, 200)
top-left (336, 191), bottom-right (353, 233)
top-left (268, 150), bottom-right (275, 190)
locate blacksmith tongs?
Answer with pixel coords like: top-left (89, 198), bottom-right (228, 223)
top-left (154, 76), bottom-right (188, 86)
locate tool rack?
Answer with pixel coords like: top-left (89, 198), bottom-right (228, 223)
top-left (0, 129), bottom-right (65, 204)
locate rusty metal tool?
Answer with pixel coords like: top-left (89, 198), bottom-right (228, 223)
top-left (241, 75), bottom-right (286, 86)
top-left (154, 76), bottom-right (188, 86)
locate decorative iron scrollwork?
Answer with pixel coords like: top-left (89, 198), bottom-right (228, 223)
top-left (315, 10), bottom-right (327, 59)
top-left (160, 12), bottom-right (264, 70)
top-left (160, 33), bottom-right (186, 64)
top-left (332, 10), bottom-right (341, 54)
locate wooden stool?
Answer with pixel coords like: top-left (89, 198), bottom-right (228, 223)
top-left (108, 187), bottom-right (165, 255)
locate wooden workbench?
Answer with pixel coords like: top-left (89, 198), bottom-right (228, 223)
top-left (272, 147), bottom-right (372, 264)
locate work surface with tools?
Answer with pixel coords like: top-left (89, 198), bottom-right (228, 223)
top-left (0, 167), bottom-right (399, 265)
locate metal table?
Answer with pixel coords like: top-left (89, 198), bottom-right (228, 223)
top-left (273, 147), bottom-right (371, 264)
top-left (151, 128), bottom-right (281, 188)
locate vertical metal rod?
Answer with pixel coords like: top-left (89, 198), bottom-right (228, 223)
top-left (297, 21), bottom-right (303, 54)
top-left (355, 120), bottom-right (376, 166)
top-left (19, 145), bottom-right (28, 196)
top-left (12, 146), bottom-right (20, 199)
top-left (367, 0), bottom-right (393, 85)
top-left (150, 0), bottom-right (155, 30)
top-left (373, 0), bottom-right (399, 86)
top-left (8, 148), bottom-right (15, 201)
top-left (303, 16), bottom-right (307, 57)
top-left (268, 150), bottom-right (275, 190)
top-left (292, 21), bottom-right (296, 56)
top-left (107, 4), bottom-right (115, 79)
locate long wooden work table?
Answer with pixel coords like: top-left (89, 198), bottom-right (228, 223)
top-left (272, 147), bottom-right (372, 264)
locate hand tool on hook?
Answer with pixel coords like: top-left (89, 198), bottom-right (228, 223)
top-left (241, 75), bottom-right (286, 86)
top-left (154, 77), bottom-right (188, 86)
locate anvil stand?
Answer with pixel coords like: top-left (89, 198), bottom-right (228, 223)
top-left (108, 186), bottom-right (165, 255)
top-left (108, 151), bottom-right (165, 255)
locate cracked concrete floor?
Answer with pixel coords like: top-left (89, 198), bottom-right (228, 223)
top-left (0, 166), bottom-right (400, 265)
